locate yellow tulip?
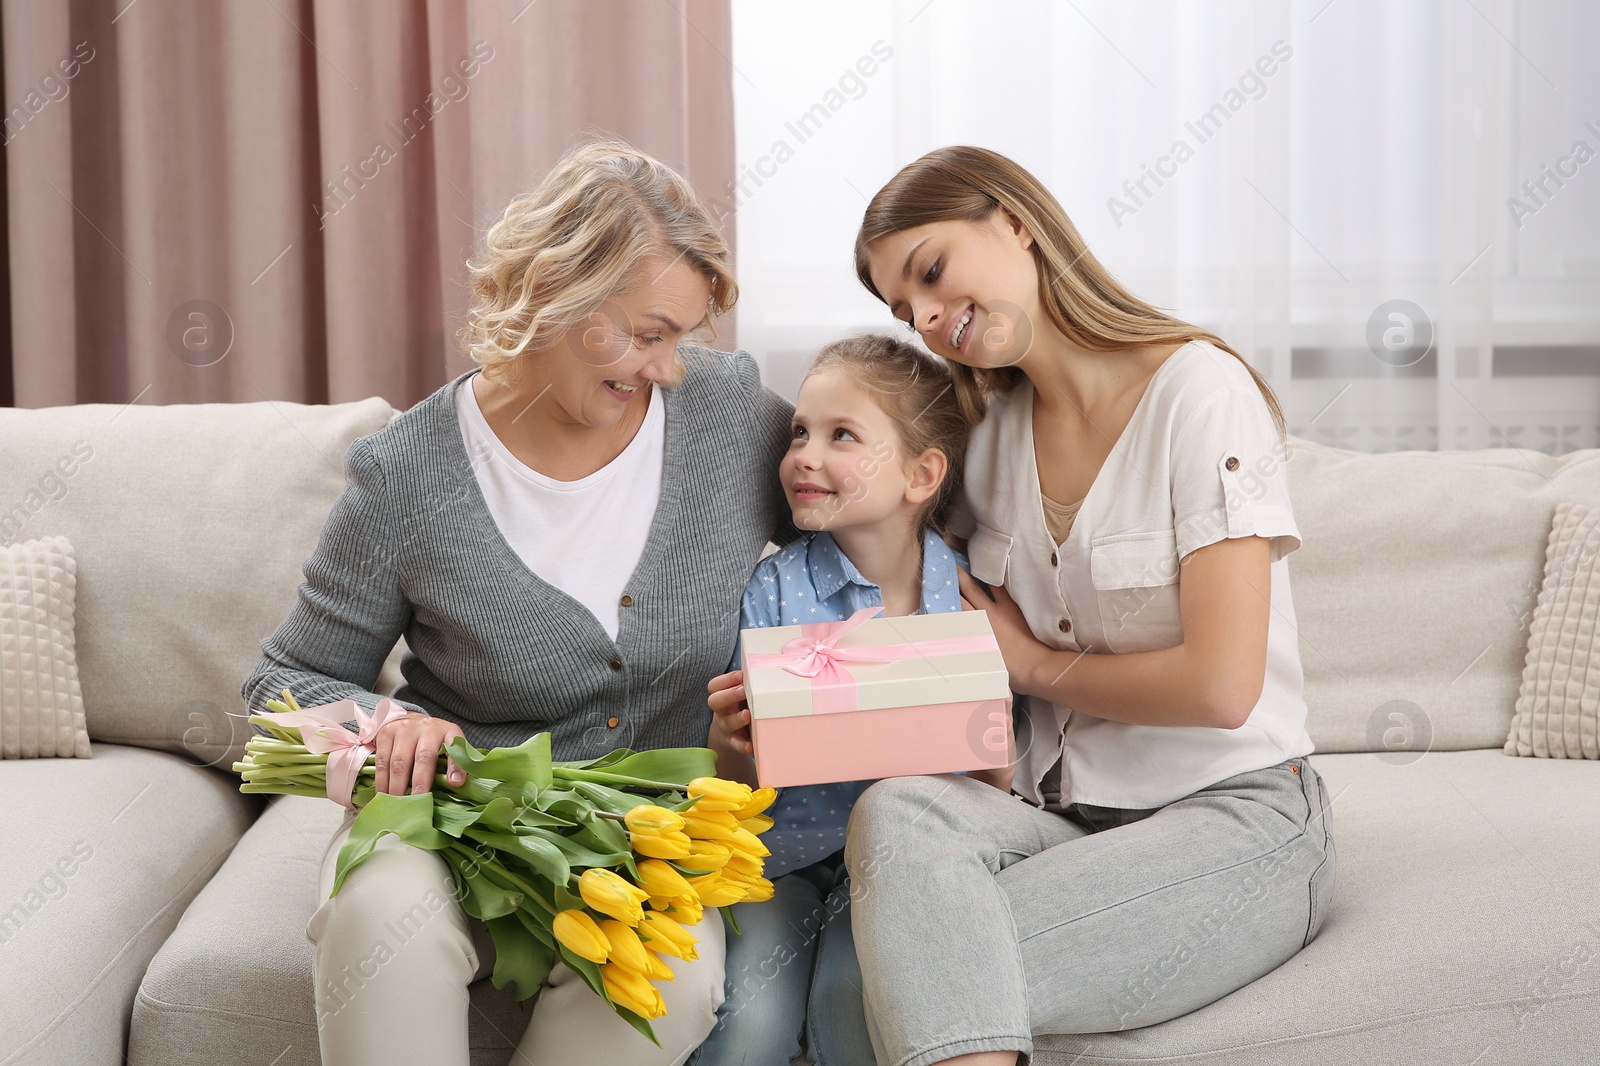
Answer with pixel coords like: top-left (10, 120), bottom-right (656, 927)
top-left (636, 859), bottom-right (695, 900)
top-left (704, 883), bottom-right (750, 907)
top-left (681, 840), bottom-right (732, 871)
top-left (738, 814), bottom-right (775, 835)
top-left (723, 854), bottom-right (764, 881)
top-left (600, 919), bottom-right (651, 973)
top-left (625, 805), bottom-right (687, 834)
top-left (687, 777), bottom-right (753, 812)
top-left (626, 804), bottom-right (693, 858)
top-left (638, 911), bottom-right (701, 960)
top-left (733, 786), bottom-right (778, 819)
top-left (551, 909), bottom-right (610, 964)
top-left (661, 897), bottom-right (704, 926)
top-left (727, 826), bottom-right (771, 859)
top-left (681, 809), bottom-right (740, 840)
top-left (687, 872), bottom-right (749, 908)
top-left (602, 963), bottom-right (667, 1019)
top-left (741, 876), bottom-right (776, 903)
top-left (641, 949), bottom-right (675, 982)
top-left (579, 868), bottom-right (650, 925)
top-left (631, 828), bottom-right (693, 860)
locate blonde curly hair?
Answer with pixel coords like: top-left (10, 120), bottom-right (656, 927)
top-left (460, 139), bottom-right (737, 384)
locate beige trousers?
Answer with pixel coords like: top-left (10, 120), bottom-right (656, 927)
top-left (306, 810), bottom-right (726, 1066)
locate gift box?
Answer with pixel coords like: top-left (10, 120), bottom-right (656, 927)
top-left (740, 606), bottom-right (1013, 788)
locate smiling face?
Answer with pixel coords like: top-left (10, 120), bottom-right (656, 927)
top-left (537, 254), bottom-right (712, 429)
top-left (864, 210), bottom-right (1045, 371)
top-left (781, 368), bottom-right (938, 533)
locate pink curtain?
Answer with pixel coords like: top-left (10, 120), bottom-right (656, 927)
top-left (1, 0), bottom-right (736, 409)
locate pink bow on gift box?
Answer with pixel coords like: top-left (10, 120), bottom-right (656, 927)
top-left (746, 606), bottom-right (999, 715)
top-left (257, 698), bottom-right (410, 809)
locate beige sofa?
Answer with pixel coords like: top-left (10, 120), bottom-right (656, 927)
top-left (1, 394), bottom-right (1597, 1066)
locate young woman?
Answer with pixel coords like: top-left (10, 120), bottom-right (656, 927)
top-left (242, 141), bottom-right (794, 1066)
top-left (843, 146), bottom-right (1336, 1066)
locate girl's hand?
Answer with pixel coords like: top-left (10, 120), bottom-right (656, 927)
top-left (707, 670), bottom-right (753, 756)
top-left (958, 569), bottom-right (1051, 694)
top-left (373, 710), bottom-right (467, 796)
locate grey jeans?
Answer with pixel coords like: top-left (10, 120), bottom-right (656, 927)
top-left (843, 757), bottom-right (1336, 1066)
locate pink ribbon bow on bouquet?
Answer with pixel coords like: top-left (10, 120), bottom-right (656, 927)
top-left (257, 698), bottom-right (410, 809)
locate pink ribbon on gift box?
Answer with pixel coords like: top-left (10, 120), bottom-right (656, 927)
top-left (744, 606), bottom-right (1001, 715)
top-left (256, 698), bottom-right (410, 809)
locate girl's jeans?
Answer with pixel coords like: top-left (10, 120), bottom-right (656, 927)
top-left (844, 757), bottom-right (1337, 1066)
top-left (690, 852), bottom-right (876, 1066)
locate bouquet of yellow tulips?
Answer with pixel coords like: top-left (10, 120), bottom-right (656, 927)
top-left (234, 690), bottom-right (775, 1043)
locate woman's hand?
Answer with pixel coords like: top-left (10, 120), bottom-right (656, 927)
top-left (958, 569), bottom-right (1051, 696)
top-left (373, 710), bottom-right (467, 796)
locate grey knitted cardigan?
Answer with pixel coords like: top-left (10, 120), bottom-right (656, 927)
top-left (242, 348), bottom-right (794, 758)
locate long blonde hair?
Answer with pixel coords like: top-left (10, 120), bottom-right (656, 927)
top-left (853, 145), bottom-right (1284, 434)
top-left (461, 139), bottom-right (737, 384)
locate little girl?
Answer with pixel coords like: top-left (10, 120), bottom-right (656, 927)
top-left (691, 333), bottom-right (1001, 1066)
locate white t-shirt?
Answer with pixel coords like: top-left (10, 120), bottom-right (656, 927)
top-left (454, 374), bottom-right (665, 642)
top-left (956, 340), bottom-right (1313, 809)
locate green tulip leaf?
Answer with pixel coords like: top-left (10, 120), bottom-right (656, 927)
top-left (444, 854), bottom-right (523, 921)
top-left (551, 882), bottom-right (585, 913)
top-left (432, 799), bottom-right (485, 837)
top-left (566, 780), bottom-right (643, 815)
top-left (553, 747), bottom-right (636, 771)
top-left (331, 792), bottom-right (448, 895)
top-left (484, 914), bottom-right (554, 1002)
top-left (512, 902), bottom-right (557, 948)
top-left (463, 827), bottom-right (571, 887)
top-left (445, 733), bottom-right (552, 794)
top-left (533, 829), bottom-right (627, 870)
top-left (600, 746), bottom-right (716, 785)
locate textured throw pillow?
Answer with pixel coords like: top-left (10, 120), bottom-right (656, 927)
top-left (1505, 502), bottom-right (1600, 758)
top-left (1, 535), bottom-right (91, 758)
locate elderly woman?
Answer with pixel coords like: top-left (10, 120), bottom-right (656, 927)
top-left (242, 141), bottom-right (792, 1066)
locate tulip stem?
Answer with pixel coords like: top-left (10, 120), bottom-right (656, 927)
top-left (553, 768), bottom-right (686, 792)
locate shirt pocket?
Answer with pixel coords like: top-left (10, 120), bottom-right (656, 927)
top-left (966, 523), bottom-right (1013, 587)
top-left (1089, 529), bottom-right (1183, 653)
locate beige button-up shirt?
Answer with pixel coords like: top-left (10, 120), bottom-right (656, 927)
top-left (954, 341), bottom-right (1314, 808)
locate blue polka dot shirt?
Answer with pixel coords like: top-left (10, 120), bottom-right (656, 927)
top-left (734, 528), bottom-right (969, 878)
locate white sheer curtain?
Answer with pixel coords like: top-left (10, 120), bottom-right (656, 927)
top-left (729, 0), bottom-right (1600, 454)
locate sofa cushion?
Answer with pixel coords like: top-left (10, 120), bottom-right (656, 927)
top-left (1033, 749), bottom-right (1600, 1064)
top-left (0, 744), bottom-right (259, 1066)
top-left (0, 397), bottom-right (395, 766)
top-left (1506, 502), bottom-right (1600, 759)
top-left (129, 794), bottom-right (535, 1066)
top-left (1284, 439), bottom-right (1600, 753)
top-left (1, 534), bottom-right (90, 758)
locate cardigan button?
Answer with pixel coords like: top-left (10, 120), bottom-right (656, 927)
top-left (1225, 456), bottom-right (1240, 471)
top-left (609, 659), bottom-right (623, 672)
top-left (620, 594), bottom-right (633, 607)
top-left (607, 716), bottom-right (620, 728)
top-left (1050, 551), bottom-right (1058, 567)
top-left (1058, 618), bottom-right (1071, 634)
